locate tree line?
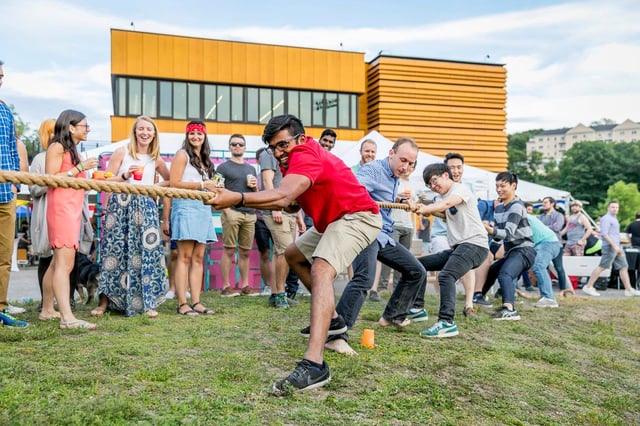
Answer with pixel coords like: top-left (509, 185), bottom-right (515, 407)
top-left (508, 130), bottom-right (640, 227)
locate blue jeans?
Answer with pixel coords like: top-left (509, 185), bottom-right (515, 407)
top-left (532, 241), bottom-right (561, 300)
top-left (418, 243), bottom-right (489, 323)
top-left (552, 250), bottom-right (568, 290)
top-left (333, 238), bottom-right (426, 341)
top-left (483, 247), bottom-right (536, 306)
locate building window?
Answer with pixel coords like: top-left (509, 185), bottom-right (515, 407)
top-left (142, 80), bottom-right (157, 117)
top-left (217, 85), bottom-right (230, 122)
top-left (231, 86), bottom-right (243, 122)
top-left (188, 83), bottom-right (201, 120)
top-left (159, 81), bottom-right (172, 118)
top-left (173, 82), bottom-right (187, 120)
top-left (112, 76), bottom-right (359, 129)
top-left (128, 79), bottom-right (142, 116)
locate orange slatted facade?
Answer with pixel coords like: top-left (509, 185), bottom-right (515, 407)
top-left (367, 56), bottom-right (508, 171)
top-left (111, 30), bottom-right (508, 170)
top-left (110, 29), bottom-right (366, 142)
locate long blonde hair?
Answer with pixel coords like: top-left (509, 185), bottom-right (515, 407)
top-left (127, 115), bottom-right (160, 160)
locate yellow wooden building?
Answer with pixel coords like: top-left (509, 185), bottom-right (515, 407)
top-left (111, 29), bottom-right (507, 170)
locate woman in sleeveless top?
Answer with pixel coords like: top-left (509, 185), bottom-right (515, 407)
top-left (91, 116), bottom-right (170, 318)
top-left (169, 120), bottom-right (217, 316)
top-left (42, 110), bottom-right (99, 330)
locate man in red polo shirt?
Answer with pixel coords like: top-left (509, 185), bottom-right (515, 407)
top-left (210, 114), bottom-right (382, 395)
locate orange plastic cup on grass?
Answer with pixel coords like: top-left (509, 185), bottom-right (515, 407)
top-left (362, 329), bottom-right (375, 349)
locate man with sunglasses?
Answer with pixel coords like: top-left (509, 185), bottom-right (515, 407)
top-left (209, 114), bottom-right (381, 395)
top-left (216, 134), bottom-right (260, 297)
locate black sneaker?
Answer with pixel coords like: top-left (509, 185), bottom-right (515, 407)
top-left (369, 290), bottom-right (381, 302)
top-left (491, 306), bottom-right (521, 321)
top-left (300, 315), bottom-right (347, 338)
top-left (272, 359), bottom-right (331, 396)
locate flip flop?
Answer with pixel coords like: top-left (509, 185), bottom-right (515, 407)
top-left (59, 319), bottom-right (97, 330)
top-left (191, 302), bottom-right (214, 315)
top-left (177, 303), bottom-right (198, 316)
top-left (146, 310), bottom-right (159, 319)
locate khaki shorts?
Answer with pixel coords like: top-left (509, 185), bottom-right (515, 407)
top-left (264, 214), bottom-right (296, 255)
top-left (221, 209), bottom-right (257, 250)
top-left (295, 211), bottom-right (382, 275)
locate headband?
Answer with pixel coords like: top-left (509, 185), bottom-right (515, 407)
top-left (186, 123), bottom-right (207, 134)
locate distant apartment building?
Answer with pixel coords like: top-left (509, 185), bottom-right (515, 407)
top-left (527, 119), bottom-right (640, 162)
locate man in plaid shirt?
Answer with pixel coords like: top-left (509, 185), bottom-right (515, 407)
top-left (0, 60), bottom-right (28, 328)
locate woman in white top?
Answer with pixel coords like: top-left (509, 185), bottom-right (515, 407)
top-left (91, 116), bottom-right (170, 318)
top-left (169, 120), bottom-right (217, 316)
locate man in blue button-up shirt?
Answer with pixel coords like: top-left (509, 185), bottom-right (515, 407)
top-left (324, 137), bottom-right (427, 355)
top-left (0, 60), bottom-right (26, 327)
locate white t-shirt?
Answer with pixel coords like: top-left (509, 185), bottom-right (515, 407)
top-left (444, 182), bottom-right (488, 249)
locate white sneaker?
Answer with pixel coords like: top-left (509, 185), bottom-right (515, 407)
top-left (6, 304), bottom-right (26, 314)
top-left (582, 286), bottom-right (600, 297)
top-left (624, 288), bottom-right (640, 297)
top-left (260, 286), bottom-right (272, 296)
top-left (534, 297), bottom-right (559, 308)
top-left (165, 290), bottom-right (175, 300)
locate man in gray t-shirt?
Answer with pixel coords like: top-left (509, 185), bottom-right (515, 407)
top-left (414, 163), bottom-right (489, 338)
top-left (216, 134), bottom-right (259, 297)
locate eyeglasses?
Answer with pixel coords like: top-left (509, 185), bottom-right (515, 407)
top-left (75, 124), bottom-right (90, 130)
top-left (427, 175), bottom-right (440, 189)
top-left (267, 134), bottom-right (300, 154)
top-left (230, 142), bottom-right (245, 147)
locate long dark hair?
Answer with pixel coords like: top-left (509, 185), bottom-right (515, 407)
top-left (50, 109), bottom-right (85, 165)
top-left (181, 120), bottom-right (214, 179)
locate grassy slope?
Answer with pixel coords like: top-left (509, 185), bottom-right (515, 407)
top-left (1, 293), bottom-right (639, 425)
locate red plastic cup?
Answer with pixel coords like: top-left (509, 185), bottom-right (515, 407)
top-left (132, 170), bottom-right (143, 181)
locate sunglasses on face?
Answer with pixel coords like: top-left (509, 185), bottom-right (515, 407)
top-left (230, 142), bottom-right (245, 147)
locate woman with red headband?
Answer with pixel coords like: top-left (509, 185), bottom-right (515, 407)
top-left (91, 115), bottom-right (170, 318)
top-left (168, 120), bottom-right (218, 315)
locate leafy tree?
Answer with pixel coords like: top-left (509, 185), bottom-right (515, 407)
top-left (559, 141), bottom-right (618, 216)
top-left (8, 104), bottom-right (42, 160)
top-left (589, 118), bottom-right (617, 126)
top-left (598, 181), bottom-right (640, 228)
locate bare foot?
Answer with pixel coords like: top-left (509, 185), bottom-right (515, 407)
top-left (146, 310), bottom-right (159, 319)
top-left (38, 311), bottom-right (61, 321)
top-left (91, 306), bottom-right (107, 317)
top-left (378, 317), bottom-right (411, 329)
top-left (325, 338), bottom-right (358, 356)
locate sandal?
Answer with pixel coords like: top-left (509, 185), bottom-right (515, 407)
top-left (177, 303), bottom-right (198, 316)
top-left (191, 302), bottom-right (214, 315)
top-left (59, 319), bottom-right (97, 330)
top-left (146, 310), bottom-right (159, 319)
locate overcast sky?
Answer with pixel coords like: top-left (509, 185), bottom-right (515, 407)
top-left (1, 0), bottom-right (639, 142)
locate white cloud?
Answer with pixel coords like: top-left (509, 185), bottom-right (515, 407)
top-left (3, 0), bottom-right (640, 141)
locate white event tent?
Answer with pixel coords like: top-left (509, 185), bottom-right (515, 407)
top-left (86, 130), bottom-right (570, 203)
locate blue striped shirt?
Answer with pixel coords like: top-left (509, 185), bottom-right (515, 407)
top-left (0, 102), bottom-right (19, 203)
top-left (356, 158), bottom-right (399, 245)
top-left (491, 197), bottom-right (534, 254)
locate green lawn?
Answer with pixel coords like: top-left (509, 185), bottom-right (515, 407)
top-left (1, 292), bottom-right (639, 425)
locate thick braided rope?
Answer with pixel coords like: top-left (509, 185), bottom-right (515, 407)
top-left (0, 170), bottom-right (215, 202)
top-left (0, 170), bottom-right (412, 209)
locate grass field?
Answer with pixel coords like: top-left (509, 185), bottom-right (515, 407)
top-left (1, 291), bottom-right (639, 425)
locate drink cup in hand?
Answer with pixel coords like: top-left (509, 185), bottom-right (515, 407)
top-left (246, 174), bottom-right (256, 188)
top-left (132, 166), bottom-right (144, 181)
